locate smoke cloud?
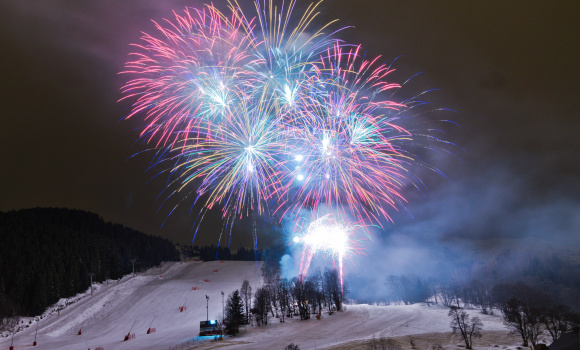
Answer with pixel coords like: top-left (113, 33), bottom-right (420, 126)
top-left (342, 157), bottom-right (580, 303)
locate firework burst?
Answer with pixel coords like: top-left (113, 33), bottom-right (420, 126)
top-left (293, 215), bottom-right (363, 291)
top-left (120, 0), bottom-right (451, 265)
top-left (273, 43), bottom-right (413, 225)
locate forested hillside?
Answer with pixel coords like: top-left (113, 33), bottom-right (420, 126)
top-left (0, 208), bottom-right (179, 316)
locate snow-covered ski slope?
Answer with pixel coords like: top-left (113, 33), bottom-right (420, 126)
top-left (1, 261), bottom-right (517, 350)
top-left (1, 261), bottom-right (262, 350)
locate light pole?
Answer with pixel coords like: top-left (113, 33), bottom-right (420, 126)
top-left (33, 320), bottom-right (39, 346)
top-left (221, 291), bottom-right (225, 325)
top-left (88, 273), bottom-right (94, 296)
top-left (205, 295), bottom-right (209, 321)
top-left (131, 258), bottom-right (136, 277)
top-left (10, 328), bottom-right (15, 350)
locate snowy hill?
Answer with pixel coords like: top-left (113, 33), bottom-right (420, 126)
top-left (0, 261), bottom-right (524, 350)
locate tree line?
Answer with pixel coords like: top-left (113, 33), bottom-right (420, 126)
top-left (383, 273), bottom-right (579, 346)
top-left (252, 265), bottom-right (346, 325)
top-left (223, 261), bottom-right (346, 337)
top-left (0, 207), bottom-right (179, 319)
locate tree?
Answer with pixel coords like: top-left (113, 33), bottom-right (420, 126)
top-left (494, 284), bottom-right (547, 347)
top-left (277, 278), bottom-right (292, 322)
top-left (224, 290), bottom-right (245, 335)
top-left (284, 343), bottom-right (300, 350)
top-left (261, 257), bottom-right (281, 320)
top-left (448, 306), bottom-right (483, 349)
top-left (426, 278), bottom-right (440, 305)
top-left (252, 287), bottom-right (270, 326)
top-left (541, 304), bottom-right (580, 342)
top-left (292, 278), bottom-right (311, 320)
top-left (0, 292), bottom-right (19, 334)
top-left (501, 297), bottom-right (532, 346)
top-left (307, 272), bottom-right (324, 317)
top-left (267, 275), bottom-right (280, 319)
top-left (0, 314), bottom-right (19, 336)
top-left (440, 283), bottom-right (455, 307)
top-left (469, 279), bottom-right (492, 314)
top-left (240, 280), bottom-right (252, 324)
top-left (323, 268), bottom-right (343, 312)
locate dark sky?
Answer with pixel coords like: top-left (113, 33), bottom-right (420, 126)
top-left (1, 1), bottom-right (579, 248)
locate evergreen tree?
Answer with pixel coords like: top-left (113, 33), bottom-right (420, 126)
top-left (224, 289), bottom-right (245, 335)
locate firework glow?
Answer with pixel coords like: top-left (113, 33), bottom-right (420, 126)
top-left (294, 215), bottom-right (362, 291)
top-left (121, 0), bottom-right (448, 279)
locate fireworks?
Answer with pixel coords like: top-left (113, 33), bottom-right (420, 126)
top-left (272, 43), bottom-right (413, 225)
top-left (293, 215), bottom-right (363, 291)
top-left (121, 0), bottom-right (448, 275)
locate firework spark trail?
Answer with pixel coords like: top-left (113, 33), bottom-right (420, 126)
top-left (294, 215), bottom-right (363, 291)
top-left (120, 0), bottom-right (450, 267)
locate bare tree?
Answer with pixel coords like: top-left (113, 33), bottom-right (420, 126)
top-left (261, 261), bottom-right (281, 319)
top-left (240, 280), bottom-right (252, 324)
top-left (541, 304), bottom-right (580, 342)
top-left (500, 296), bottom-right (544, 346)
top-left (501, 297), bottom-right (529, 346)
top-left (292, 278), bottom-right (311, 320)
top-left (451, 284), bottom-right (464, 308)
top-left (427, 278), bottom-right (440, 304)
top-left (323, 268), bottom-right (343, 311)
top-left (492, 281), bottom-right (552, 347)
top-left (469, 280), bottom-right (492, 314)
top-left (252, 287), bottom-right (270, 326)
top-left (277, 278), bottom-right (292, 322)
top-left (440, 283), bottom-right (455, 307)
top-left (304, 271), bottom-right (324, 316)
top-left (448, 306), bottom-right (483, 349)
top-left (267, 276), bottom-right (279, 318)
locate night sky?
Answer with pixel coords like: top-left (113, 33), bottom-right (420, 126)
top-left (1, 1), bottom-right (579, 249)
